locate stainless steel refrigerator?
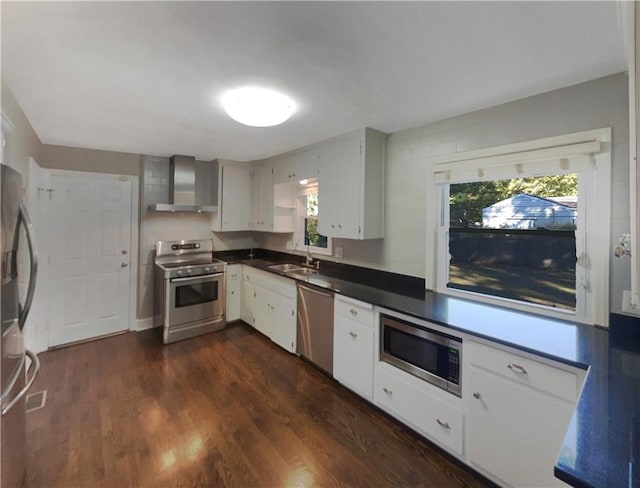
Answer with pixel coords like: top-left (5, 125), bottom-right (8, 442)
top-left (1, 164), bottom-right (39, 488)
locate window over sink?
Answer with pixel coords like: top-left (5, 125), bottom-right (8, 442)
top-left (296, 178), bottom-right (331, 255)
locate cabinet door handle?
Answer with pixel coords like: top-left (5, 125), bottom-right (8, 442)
top-left (350, 308), bottom-right (358, 316)
top-left (338, 224), bottom-right (342, 229)
top-left (231, 291), bottom-right (235, 295)
top-left (473, 392), bottom-right (481, 399)
top-left (349, 331), bottom-right (357, 339)
top-left (436, 418), bottom-right (450, 429)
top-left (507, 363), bottom-right (528, 375)
top-left (383, 387), bottom-right (392, 396)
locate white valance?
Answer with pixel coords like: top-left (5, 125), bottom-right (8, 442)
top-left (433, 141), bottom-right (600, 185)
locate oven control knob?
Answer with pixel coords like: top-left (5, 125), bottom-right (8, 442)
top-left (187, 269), bottom-right (192, 275)
top-left (176, 270), bottom-right (183, 276)
top-left (204, 267), bottom-right (210, 273)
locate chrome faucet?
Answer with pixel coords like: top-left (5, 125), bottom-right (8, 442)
top-left (305, 248), bottom-right (320, 269)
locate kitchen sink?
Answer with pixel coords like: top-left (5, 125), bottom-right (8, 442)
top-left (288, 267), bottom-right (318, 277)
top-left (267, 263), bottom-right (319, 277)
top-left (268, 263), bottom-right (306, 272)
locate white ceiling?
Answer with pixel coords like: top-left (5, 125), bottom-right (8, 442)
top-left (1, 1), bottom-right (627, 162)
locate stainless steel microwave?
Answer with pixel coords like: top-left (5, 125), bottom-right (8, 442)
top-left (380, 314), bottom-right (462, 396)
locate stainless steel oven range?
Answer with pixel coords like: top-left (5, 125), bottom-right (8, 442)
top-left (154, 239), bottom-right (226, 344)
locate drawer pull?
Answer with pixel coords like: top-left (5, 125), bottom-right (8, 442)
top-left (436, 418), bottom-right (451, 429)
top-left (507, 363), bottom-right (528, 375)
top-left (350, 308), bottom-right (358, 316)
top-left (349, 331), bottom-right (357, 339)
top-left (383, 387), bottom-right (393, 396)
top-left (473, 392), bottom-right (481, 399)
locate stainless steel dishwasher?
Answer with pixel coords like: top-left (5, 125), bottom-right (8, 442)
top-left (296, 284), bottom-right (334, 375)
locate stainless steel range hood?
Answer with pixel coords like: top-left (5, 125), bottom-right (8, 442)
top-left (151, 155), bottom-right (218, 212)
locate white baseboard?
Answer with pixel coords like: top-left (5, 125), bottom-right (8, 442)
top-left (136, 316), bottom-right (161, 331)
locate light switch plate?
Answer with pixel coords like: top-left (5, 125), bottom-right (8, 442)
top-left (335, 247), bottom-right (343, 258)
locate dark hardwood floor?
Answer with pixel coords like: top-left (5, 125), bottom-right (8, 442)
top-left (25, 322), bottom-right (490, 487)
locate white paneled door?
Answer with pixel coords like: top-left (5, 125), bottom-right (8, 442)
top-left (48, 173), bottom-right (132, 347)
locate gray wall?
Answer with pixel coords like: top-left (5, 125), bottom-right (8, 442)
top-left (258, 73), bottom-right (631, 314)
top-left (40, 143), bottom-right (142, 177)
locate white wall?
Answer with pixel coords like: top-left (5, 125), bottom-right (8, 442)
top-left (258, 73), bottom-right (630, 314)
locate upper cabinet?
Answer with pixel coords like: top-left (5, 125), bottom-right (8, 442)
top-left (273, 148), bottom-right (319, 184)
top-left (318, 128), bottom-right (386, 240)
top-left (211, 161), bottom-right (252, 231)
top-left (251, 163), bottom-right (274, 231)
top-left (251, 162), bottom-right (295, 233)
top-left (212, 127), bottom-right (384, 237)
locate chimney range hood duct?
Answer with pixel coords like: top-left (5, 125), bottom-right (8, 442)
top-left (151, 155), bottom-right (218, 212)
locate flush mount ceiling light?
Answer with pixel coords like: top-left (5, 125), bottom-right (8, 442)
top-left (221, 87), bottom-right (295, 127)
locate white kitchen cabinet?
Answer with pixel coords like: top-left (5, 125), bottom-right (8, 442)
top-left (333, 295), bottom-right (375, 399)
top-left (240, 266), bottom-right (255, 326)
top-left (251, 163), bottom-right (274, 232)
top-left (466, 340), bottom-right (580, 487)
top-left (256, 286), bottom-right (296, 353)
top-left (273, 148), bottom-right (318, 183)
top-left (253, 286), bottom-right (271, 337)
top-left (317, 128), bottom-right (385, 239)
top-left (374, 363), bottom-right (464, 456)
top-left (243, 267), bottom-right (297, 353)
top-left (272, 154), bottom-right (296, 184)
top-left (212, 161), bottom-right (252, 231)
top-left (226, 264), bottom-right (242, 322)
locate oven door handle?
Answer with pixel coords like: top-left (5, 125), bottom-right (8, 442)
top-left (170, 273), bottom-right (224, 283)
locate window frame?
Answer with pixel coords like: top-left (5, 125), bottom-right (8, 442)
top-left (295, 182), bottom-right (332, 256)
top-left (426, 128), bottom-right (612, 326)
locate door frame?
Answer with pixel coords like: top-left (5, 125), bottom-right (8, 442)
top-left (46, 169), bottom-right (139, 340)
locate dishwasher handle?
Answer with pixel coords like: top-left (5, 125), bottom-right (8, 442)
top-left (297, 284), bottom-right (333, 299)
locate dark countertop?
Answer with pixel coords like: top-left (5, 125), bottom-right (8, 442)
top-left (216, 249), bottom-right (640, 488)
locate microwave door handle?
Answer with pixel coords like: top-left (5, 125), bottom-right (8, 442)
top-left (18, 203), bottom-right (38, 331)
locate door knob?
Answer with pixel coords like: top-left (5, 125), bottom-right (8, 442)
top-left (121, 262), bottom-right (128, 268)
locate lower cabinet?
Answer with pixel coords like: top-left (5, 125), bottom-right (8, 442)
top-left (256, 286), bottom-right (296, 353)
top-left (226, 264), bottom-right (241, 322)
top-left (333, 296), bottom-right (375, 399)
top-left (240, 267), bottom-right (255, 326)
top-left (466, 340), bottom-right (580, 487)
top-left (241, 266), bottom-right (296, 353)
top-left (374, 363), bottom-right (464, 456)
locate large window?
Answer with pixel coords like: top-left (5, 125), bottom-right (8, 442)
top-left (296, 179), bottom-right (331, 254)
top-left (428, 130), bottom-right (612, 325)
top-left (447, 175), bottom-right (578, 311)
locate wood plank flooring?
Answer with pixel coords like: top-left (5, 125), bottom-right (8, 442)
top-left (25, 323), bottom-right (492, 488)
